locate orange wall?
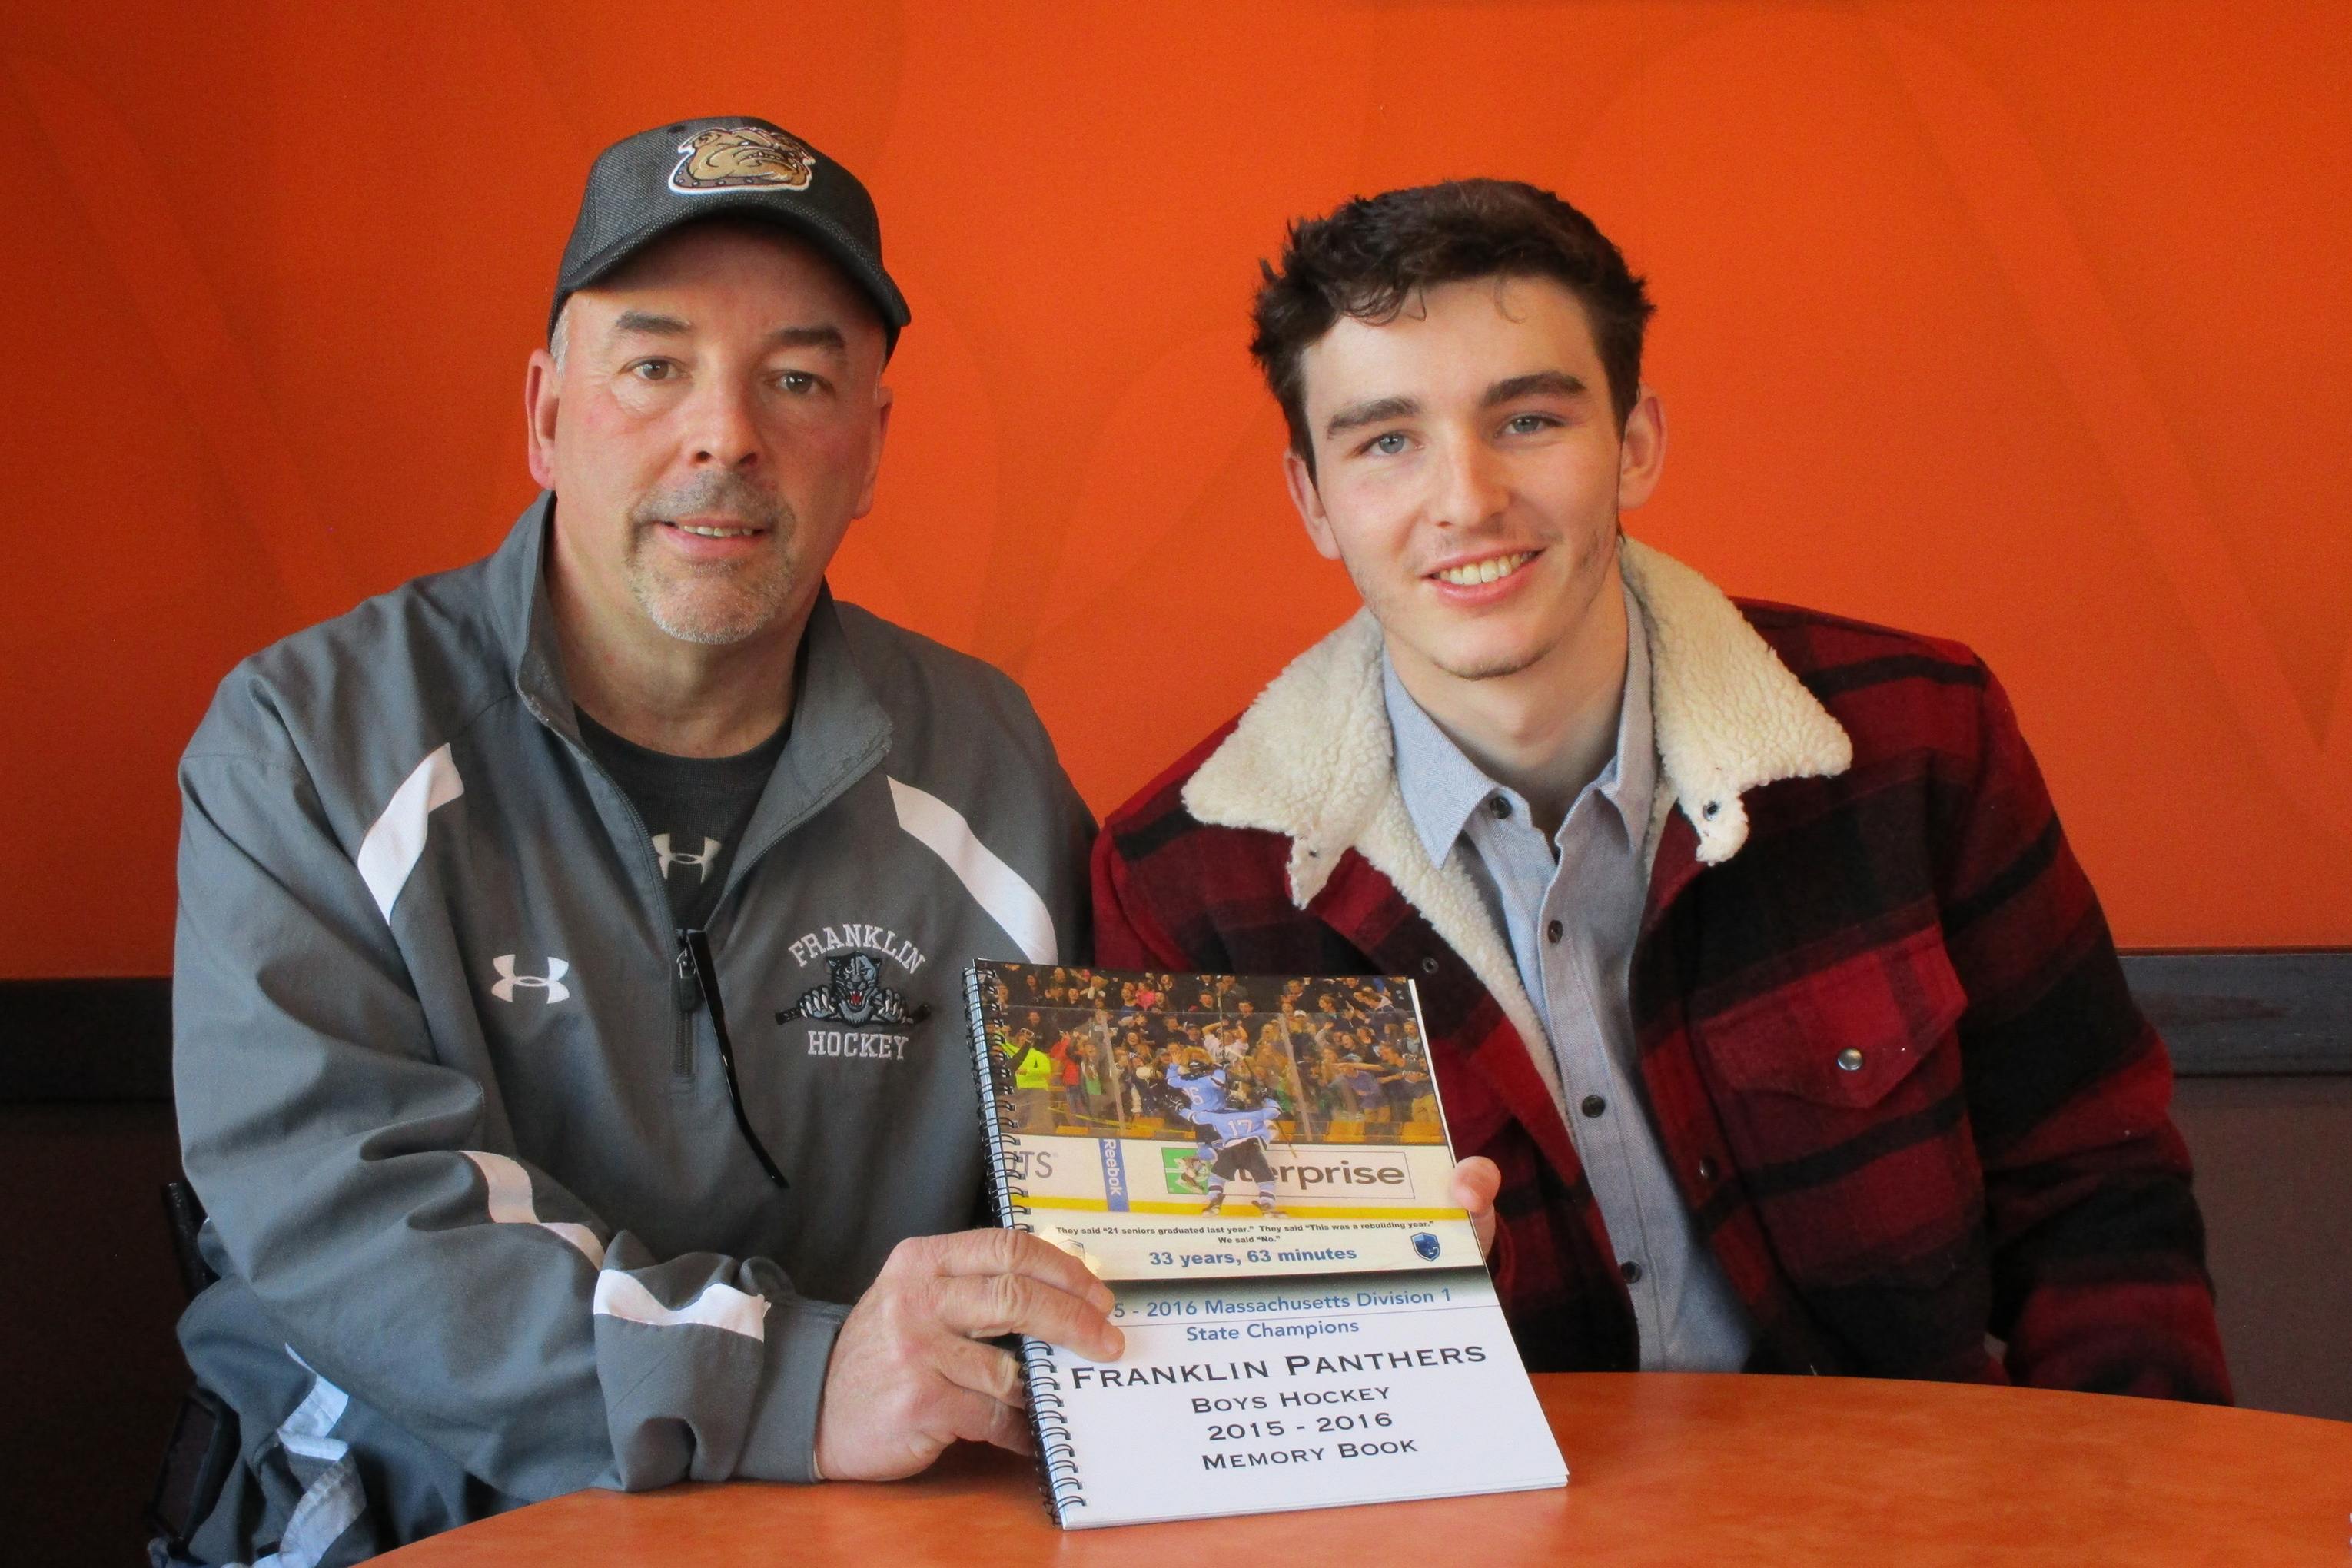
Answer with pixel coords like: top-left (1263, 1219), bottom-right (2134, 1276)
top-left (4, 1), bottom-right (2346, 976)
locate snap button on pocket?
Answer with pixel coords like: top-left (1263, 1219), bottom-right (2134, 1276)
top-left (1693, 925), bottom-right (1966, 1111)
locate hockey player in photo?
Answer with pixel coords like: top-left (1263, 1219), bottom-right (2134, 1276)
top-left (1165, 1043), bottom-right (1232, 1121)
top-left (1192, 1081), bottom-right (1285, 1218)
top-left (1166, 1044), bottom-right (1227, 1175)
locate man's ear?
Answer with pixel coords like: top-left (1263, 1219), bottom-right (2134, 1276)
top-left (524, 349), bottom-right (561, 491)
top-left (1283, 447), bottom-right (1342, 562)
top-left (1617, 385), bottom-right (1667, 510)
top-left (851, 380), bottom-right (895, 520)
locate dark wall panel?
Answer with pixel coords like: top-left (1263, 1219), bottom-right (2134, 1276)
top-left (2170, 1075), bottom-right (2352, 1423)
top-left (0, 1105), bottom-right (192, 1567)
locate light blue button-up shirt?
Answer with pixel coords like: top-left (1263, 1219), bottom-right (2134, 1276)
top-left (1381, 584), bottom-right (1752, 1371)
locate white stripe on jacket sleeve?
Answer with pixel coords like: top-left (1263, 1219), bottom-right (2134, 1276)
top-left (592, 1272), bottom-right (769, 1341)
top-left (459, 1150), bottom-right (605, 1266)
top-left (261, 1350), bottom-right (368, 1568)
top-left (355, 743), bottom-right (464, 922)
top-left (885, 776), bottom-right (1057, 964)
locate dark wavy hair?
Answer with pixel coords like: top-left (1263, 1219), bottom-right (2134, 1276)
top-left (1250, 179), bottom-right (1654, 479)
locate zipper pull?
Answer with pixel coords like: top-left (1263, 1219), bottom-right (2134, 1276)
top-left (674, 935), bottom-right (703, 1013)
top-left (680, 927), bottom-right (789, 1191)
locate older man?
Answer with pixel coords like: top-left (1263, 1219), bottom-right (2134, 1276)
top-left (168, 118), bottom-right (1118, 1565)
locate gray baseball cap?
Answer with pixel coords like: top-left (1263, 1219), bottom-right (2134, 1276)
top-left (552, 116), bottom-right (911, 353)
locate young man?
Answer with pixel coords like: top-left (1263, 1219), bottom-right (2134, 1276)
top-left (171, 118), bottom-right (1119, 1564)
top-left (1093, 180), bottom-right (2229, 1399)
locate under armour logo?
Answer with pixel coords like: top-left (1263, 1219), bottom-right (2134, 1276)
top-left (492, 955), bottom-right (571, 1003)
top-left (652, 834), bottom-right (722, 883)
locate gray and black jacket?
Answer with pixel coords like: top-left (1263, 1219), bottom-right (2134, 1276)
top-left (171, 498), bottom-right (1091, 1564)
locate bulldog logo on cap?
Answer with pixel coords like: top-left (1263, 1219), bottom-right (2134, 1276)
top-left (668, 125), bottom-right (816, 194)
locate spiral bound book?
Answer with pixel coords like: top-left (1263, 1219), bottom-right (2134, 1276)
top-left (962, 962), bottom-right (1566, 1529)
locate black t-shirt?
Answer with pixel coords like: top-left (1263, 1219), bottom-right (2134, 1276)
top-left (576, 708), bottom-right (789, 931)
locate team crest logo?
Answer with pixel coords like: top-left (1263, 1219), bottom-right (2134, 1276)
top-left (1410, 1231), bottom-right (1442, 1262)
top-left (782, 952), bottom-right (926, 1026)
top-left (669, 126), bottom-right (816, 194)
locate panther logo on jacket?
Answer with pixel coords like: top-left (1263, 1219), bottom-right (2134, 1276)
top-left (781, 952), bottom-right (927, 1026)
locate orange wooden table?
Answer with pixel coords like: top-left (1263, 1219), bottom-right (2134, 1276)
top-left (379, 1374), bottom-right (2351, 1566)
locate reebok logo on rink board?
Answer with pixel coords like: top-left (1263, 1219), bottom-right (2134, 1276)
top-left (490, 955), bottom-right (570, 1003)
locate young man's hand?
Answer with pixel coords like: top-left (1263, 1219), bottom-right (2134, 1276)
top-left (1449, 1156), bottom-right (1501, 1258)
top-left (812, 1229), bottom-right (1123, 1481)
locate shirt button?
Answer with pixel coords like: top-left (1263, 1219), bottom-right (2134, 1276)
top-left (1619, 1260), bottom-right (1643, 1284)
top-left (1546, 919), bottom-right (1563, 943)
top-left (1421, 957), bottom-right (1439, 975)
top-left (1697, 1156), bottom-right (1719, 1181)
top-left (1487, 796), bottom-right (1512, 819)
top-left (1580, 1094), bottom-right (1606, 1118)
top-left (1835, 1047), bottom-right (1866, 1072)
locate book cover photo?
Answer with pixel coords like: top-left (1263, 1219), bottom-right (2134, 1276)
top-left (982, 964), bottom-right (1471, 1276)
top-left (965, 962), bottom-right (1567, 1529)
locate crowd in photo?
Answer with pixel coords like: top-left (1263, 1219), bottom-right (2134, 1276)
top-left (985, 965), bottom-right (1442, 1144)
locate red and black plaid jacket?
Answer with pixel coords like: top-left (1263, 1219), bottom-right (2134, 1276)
top-left (1094, 541), bottom-right (2228, 1402)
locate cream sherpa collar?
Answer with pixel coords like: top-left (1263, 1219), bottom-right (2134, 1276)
top-left (1180, 537), bottom-right (1852, 1113)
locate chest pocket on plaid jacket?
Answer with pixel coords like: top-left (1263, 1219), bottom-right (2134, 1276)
top-left (1701, 925), bottom-right (1968, 1106)
top-left (1693, 925), bottom-right (1978, 1288)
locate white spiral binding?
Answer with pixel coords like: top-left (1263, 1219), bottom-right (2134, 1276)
top-left (1024, 1338), bottom-right (1085, 1517)
top-left (965, 965), bottom-right (1086, 1521)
